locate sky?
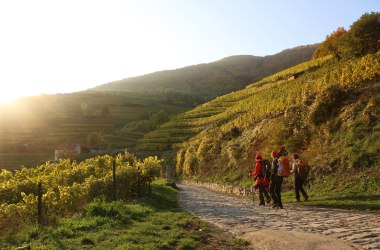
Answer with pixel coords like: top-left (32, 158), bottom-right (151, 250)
top-left (0, 0), bottom-right (379, 103)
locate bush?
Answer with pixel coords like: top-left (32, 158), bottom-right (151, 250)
top-left (309, 85), bottom-right (348, 126)
top-left (183, 147), bottom-right (199, 176)
top-left (85, 201), bottom-right (121, 217)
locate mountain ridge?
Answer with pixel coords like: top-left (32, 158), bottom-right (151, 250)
top-left (92, 44), bottom-right (319, 99)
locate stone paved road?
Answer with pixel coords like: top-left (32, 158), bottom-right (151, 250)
top-left (178, 184), bottom-right (380, 250)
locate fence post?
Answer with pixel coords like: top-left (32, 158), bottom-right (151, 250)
top-left (136, 166), bottom-right (141, 197)
top-left (38, 182), bottom-right (42, 227)
top-left (113, 158), bottom-right (116, 201)
top-left (165, 164), bottom-right (170, 181)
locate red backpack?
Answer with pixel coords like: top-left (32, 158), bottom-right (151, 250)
top-left (297, 159), bottom-right (310, 177)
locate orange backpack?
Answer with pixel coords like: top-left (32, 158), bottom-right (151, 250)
top-left (297, 159), bottom-right (310, 177)
top-left (277, 156), bottom-right (290, 177)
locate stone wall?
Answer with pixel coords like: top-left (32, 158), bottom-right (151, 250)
top-left (181, 180), bottom-right (254, 197)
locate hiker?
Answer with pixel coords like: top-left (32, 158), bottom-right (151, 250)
top-left (269, 150), bottom-right (284, 209)
top-left (291, 153), bottom-right (309, 202)
top-left (262, 157), bottom-right (271, 195)
top-left (250, 154), bottom-right (271, 205)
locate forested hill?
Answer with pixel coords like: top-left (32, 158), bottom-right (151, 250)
top-left (92, 44), bottom-right (318, 99)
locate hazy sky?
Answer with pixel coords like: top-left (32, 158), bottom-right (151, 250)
top-left (0, 0), bottom-right (378, 102)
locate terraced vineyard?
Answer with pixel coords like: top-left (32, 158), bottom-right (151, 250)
top-left (174, 52), bottom-right (380, 180)
top-left (135, 127), bottom-right (197, 152)
top-left (0, 91), bottom-right (190, 170)
top-left (135, 55), bottom-right (338, 154)
top-left (135, 51), bottom-right (380, 186)
top-left (104, 131), bottom-right (144, 149)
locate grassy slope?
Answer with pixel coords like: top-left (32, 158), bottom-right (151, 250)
top-left (168, 52), bottom-right (380, 211)
top-left (1, 180), bottom-right (250, 250)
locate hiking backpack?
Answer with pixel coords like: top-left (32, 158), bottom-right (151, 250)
top-left (277, 156), bottom-right (290, 177)
top-left (261, 159), bottom-right (271, 177)
top-left (297, 159), bottom-right (310, 177)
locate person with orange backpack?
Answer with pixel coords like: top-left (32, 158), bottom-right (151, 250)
top-left (250, 154), bottom-right (271, 206)
top-left (291, 153), bottom-right (309, 202)
top-left (269, 150), bottom-right (282, 209)
top-left (269, 147), bottom-right (290, 209)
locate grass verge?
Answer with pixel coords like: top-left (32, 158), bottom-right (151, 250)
top-left (281, 174), bottom-right (380, 212)
top-left (1, 179), bottom-right (251, 250)
top-left (282, 190), bottom-right (380, 212)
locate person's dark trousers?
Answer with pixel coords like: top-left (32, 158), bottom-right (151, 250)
top-left (294, 176), bottom-right (308, 201)
top-left (258, 184), bottom-right (271, 205)
top-left (270, 175), bottom-right (283, 207)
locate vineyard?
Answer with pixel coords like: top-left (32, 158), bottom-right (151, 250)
top-left (172, 51), bottom-right (380, 180)
top-left (1, 12), bottom-right (379, 246)
top-left (0, 151), bottom-right (162, 239)
top-left (0, 91), bottom-right (189, 170)
top-left (136, 52), bottom-right (380, 160)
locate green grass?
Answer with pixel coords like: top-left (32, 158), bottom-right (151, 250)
top-left (282, 190), bottom-right (380, 212)
top-left (281, 174), bottom-right (380, 212)
top-left (1, 179), bottom-right (250, 250)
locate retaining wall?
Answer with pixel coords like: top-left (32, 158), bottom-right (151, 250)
top-left (180, 180), bottom-right (254, 197)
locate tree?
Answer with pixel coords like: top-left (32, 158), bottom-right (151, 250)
top-left (150, 109), bottom-right (170, 127)
top-left (337, 12), bottom-right (380, 58)
top-left (87, 132), bottom-right (104, 148)
top-left (313, 27), bottom-right (347, 59)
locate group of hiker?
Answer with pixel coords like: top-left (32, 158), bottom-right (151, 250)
top-left (249, 147), bottom-right (309, 209)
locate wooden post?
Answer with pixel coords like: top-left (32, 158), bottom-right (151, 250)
top-left (37, 182), bottom-right (42, 227)
top-left (113, 158), bottom-right (116, 201)
top-left (136, 166), bottom-right (140, 197)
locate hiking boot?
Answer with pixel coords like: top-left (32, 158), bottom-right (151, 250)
top-left (304, 196), bottom-right (309, 201)
top-left (259, 203), bottom-right (265, 206)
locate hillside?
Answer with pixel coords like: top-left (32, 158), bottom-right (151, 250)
top-left (173, 51), bottom-right (380, 177)
top-left (140, 14), bottom-right (380, 199)
top-left (0, 44), bottom-right (317, 171)
top-left (0, 91), bottom-right (193, 170)
top-left (137, 50), bottom-right (380, 202)
top-left (134, 55), bottom-right (334, 153)
top-left (92, 45), bottom-right (318, 99)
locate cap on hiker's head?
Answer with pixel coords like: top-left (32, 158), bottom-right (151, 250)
top-left (271, 151), bottom-right (278, 157)
top-left (255, 154), bottom-right (262, 159)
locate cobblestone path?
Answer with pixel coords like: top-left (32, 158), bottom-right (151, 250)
top-left (178, 184), bottom-right (380, 250)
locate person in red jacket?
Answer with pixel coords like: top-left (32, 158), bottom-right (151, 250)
top-left (251, 154), bottom-right (271, 205)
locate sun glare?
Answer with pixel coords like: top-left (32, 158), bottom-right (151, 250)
top-left (0, 87), bottom-right (36, 105)
top-left (0, 92), bottom-right (19, 104)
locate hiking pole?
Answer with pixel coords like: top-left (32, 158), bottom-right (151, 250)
top-left (247, 168), bottom-right (254, 204)
top-left (250, 184), bottom-right (254, 203)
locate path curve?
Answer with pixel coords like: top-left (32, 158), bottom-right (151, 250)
top-left (178, 184), bottom-right (380, 250)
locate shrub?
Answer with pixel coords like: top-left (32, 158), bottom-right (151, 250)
top-left (309, 85), bottom-right (348, 126)
top-left (183, 147), bottom-right (199, 176)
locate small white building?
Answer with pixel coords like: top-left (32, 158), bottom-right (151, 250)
top-left (54, 143), bottom-right (81, 161)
